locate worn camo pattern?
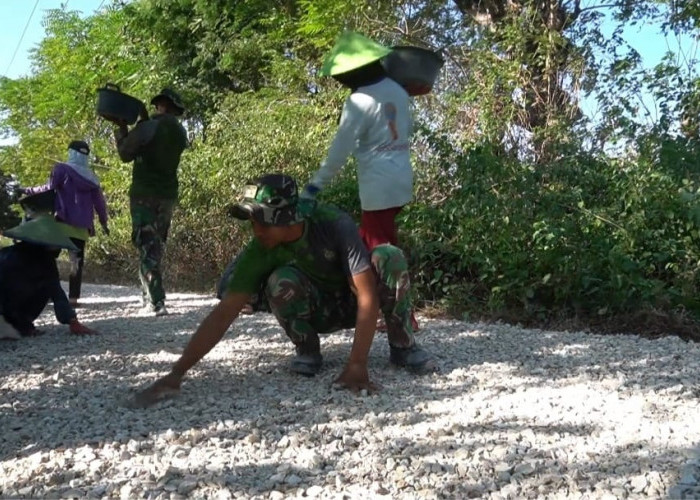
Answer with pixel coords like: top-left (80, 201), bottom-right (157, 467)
top-left (371, 244), bottom-right (414, 347)
top-left (216, 254), bottom-right (269, 311)
top-left (130, 197), bottom-right (175, 307)
top-left (266, 244), bottom-right (414, 348)
top-left (231, 174), bottom-right (313, 226)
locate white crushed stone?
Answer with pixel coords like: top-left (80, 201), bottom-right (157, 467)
top-left (1, 282), bottom-right (699, 499)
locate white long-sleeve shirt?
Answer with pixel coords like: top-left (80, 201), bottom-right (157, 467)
top-left (310, 77), bottom-right (413, 211)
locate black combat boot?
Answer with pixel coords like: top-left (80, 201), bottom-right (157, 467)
top-left (291, 332), bottom-right (322, 376)
top-left (390, 343), bottom-right (438, 375)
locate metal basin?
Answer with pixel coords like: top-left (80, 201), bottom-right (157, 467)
top-left (96, 83), bottom-right (144, 124)
top-left (382, 46), bottom-right (444, 96)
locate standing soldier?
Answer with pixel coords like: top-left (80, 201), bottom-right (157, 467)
top-left (113, 88), bottom-right (188, 316)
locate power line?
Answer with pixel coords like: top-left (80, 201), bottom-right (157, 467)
top-left (3, 0), bottom-right (41, 77)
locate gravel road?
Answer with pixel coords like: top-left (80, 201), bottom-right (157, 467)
top-left (1, 283), bottom-right (699, 499)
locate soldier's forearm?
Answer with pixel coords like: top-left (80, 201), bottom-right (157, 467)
top-left (348, 291), bottom-right (379, 365)
top-left (172, 310), bottom-right (230, 376)
top-left (172, 293), bottom-right (246, 376)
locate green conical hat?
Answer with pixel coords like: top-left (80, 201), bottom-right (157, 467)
top-left (2, 215), bottom-right (78, 251)
top-left (320, 31), bottom-right (392, 77)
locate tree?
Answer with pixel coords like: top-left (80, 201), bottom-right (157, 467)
top-left (121, 0), bottom-right (316, 131)
top-left (0, 5), bottom-right (149, 190)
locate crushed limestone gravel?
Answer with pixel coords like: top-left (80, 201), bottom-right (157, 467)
top-left (1, 283), bottom-right (700, 499)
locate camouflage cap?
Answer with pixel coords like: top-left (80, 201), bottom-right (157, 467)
top-left (229, 174), bottom-right (312, 226)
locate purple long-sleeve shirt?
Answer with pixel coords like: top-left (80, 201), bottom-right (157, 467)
top-left (25, 163), bottom-right (108, 236)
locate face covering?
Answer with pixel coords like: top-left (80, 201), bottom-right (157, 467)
top-left (66, 149), bottom-right (100, 185)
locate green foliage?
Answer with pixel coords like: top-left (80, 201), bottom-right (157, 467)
top-left (407, 133), bottom-right (700, 319)
top-left (1, 0), bottom-right (700, 329)
top-left (0, 7), bottom-right (149, 187)
top-left (122, 0), bottom-right (316, 124)
top-left (180, 88), bottom-right (335, 211)
top-left (297, 0), bottom-right (392, 44)
top-left (0, 169), bottom-right (21, 230)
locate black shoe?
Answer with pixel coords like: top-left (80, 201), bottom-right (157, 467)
top-left (154, 304), bottom-right (169, 317)
top-left (291, 334), bottom-right (322, 376)
top-left (390, 344), bottom-right (438, 375)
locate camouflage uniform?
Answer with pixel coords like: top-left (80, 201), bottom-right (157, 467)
top-left (265, 243), bottom-right (415, 348)
top-left (130, 197), bottom-right (175, 308)
top-left (227, 173), bottom-right (435, 374)
top-left (115, 88), bottom-right (188, 312)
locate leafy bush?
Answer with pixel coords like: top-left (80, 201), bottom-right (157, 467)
top-left (406, 133), bottom-right (700, 321)
top-left (0, 169), bottom-right (21, 230)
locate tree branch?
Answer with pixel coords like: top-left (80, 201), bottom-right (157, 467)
top-left (578, 2), bottom-right (627, 14)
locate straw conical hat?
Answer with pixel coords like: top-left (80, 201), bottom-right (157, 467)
top-left (2, 215), bottom-right (78, 251)
top-left (320, 31), bottom-right (391, 77)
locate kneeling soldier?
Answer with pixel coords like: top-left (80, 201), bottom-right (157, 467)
top-left (130, 174), bottom-right (436, 406)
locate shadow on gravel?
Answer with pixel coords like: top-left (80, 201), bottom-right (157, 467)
top-left (431, 438), bottom-right (679, 498)
top-left (667, 442), bottom-right (700, 498)
top-left (426, 321), bottom-right (697, 394)
top-left (1, 304), bottom-right (699, 497)
top-left (0, 316), bottom-right (199, 378)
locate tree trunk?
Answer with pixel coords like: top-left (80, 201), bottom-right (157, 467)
top-left (453, 0), bottom-right (582, 160)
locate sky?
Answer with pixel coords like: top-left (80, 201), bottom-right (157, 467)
top-left (0, 1), bottom-right (695, 79)
top-left (0, 0), bottom-right (106, 80)
top-left (581, 14), bottom-right (699, 123)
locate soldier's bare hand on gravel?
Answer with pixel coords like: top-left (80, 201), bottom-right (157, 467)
top-left (126, 372), bottom-right (182, 408)
top-left (334, 361), bottom-right (379, 394)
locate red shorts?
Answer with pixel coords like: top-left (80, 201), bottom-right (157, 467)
top-left (359, 207), bottom-right (403, 251)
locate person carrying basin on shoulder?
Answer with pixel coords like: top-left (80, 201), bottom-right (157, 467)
top-left (110, 88), bottom-right (188, 317)
top-left (302, 31), bottom-right (421, 329)
top-left (302, 31), bottom-right (413, 253)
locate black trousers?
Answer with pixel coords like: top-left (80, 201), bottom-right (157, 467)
top-left (2, 290), bottom-right (50, 334)
top-left (69, 237), bottom-right (86, 299)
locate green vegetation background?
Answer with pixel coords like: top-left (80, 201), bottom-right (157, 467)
top-left (1, 0), bottom-right (700, 337)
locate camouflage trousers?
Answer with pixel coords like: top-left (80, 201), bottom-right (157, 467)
top-left (266, 244), bottom-right (415, 348)
top-left (130, 197), bottom-right (175, 308)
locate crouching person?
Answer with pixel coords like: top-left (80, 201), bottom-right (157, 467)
top-left (265, 243), bottom-right (429, 376)
top-left (130, 174), bottom-right (436, 407)
top-left (0, 215), bottom-right (97, 340)
top-left (216, 253), bottom-right (266, 315)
